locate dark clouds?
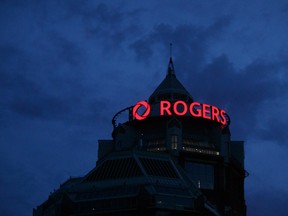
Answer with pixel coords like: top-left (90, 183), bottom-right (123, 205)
top-left (1, 1), bottom-right (288, 216)
top-left (63, 1), bottom-right (144, 51)
top-left (188, 55), bottom-right (288, 139)
top-left (0, 44), bottom-right (80, 122)
top-left (130, 16), bottom-right (231, 65)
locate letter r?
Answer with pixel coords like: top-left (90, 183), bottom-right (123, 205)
top-left (160, 101), bottom-right (172, 115)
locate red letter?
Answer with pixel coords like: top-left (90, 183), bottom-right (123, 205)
top-left (189, 102), bottom-right (202, 117)
top-left (202, 104), bottom-right (211, 120)
top-left (220, 109), bottom-right (227, 125)
top-left (211, 106), bottom-right (221, 123)
top-left (160, 101), bottom-right (172, 115)
top-left (173, 100), bottom-right (188, 116)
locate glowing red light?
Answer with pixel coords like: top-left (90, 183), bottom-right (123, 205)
top-left (160, 101), bottom-right (172, 115)
top-left (211, 106), bottom-right (220, 122)
top-left (202, 103), bottom-right (210, 120)
top-left (173, 100), bottom-right (188, 116)
top-left (133, 101), bottom-right (151, 120)
top-left (190, 102), bottom-right (202, 117)
top-left (220, 109), bottom-right (227, 125)
top-left (133, 100), bottom-right (228, 126)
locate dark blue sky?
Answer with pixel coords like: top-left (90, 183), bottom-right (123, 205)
top-left (1, 1), bottom-right (288, 215)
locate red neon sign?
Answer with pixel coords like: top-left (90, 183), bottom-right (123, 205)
top-left (133, 100), bottom-right (228, 126)
top-left (132, 101), bottom-right (151, 120)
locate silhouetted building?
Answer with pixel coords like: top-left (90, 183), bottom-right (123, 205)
top-left (34, 58), bottom-right (247, 216)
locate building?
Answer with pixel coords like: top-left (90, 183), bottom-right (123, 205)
top-left (34, 58), bottom-right (247, 216)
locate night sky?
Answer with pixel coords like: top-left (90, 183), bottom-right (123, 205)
top-left (1, 1), bottom-right (288, 215)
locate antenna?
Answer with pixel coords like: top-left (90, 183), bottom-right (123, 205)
top-left (170, 43), bottom-right (173, 58)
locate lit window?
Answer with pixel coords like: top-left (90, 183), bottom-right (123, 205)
top-left (171, 135), bottom-right (178, 150)
top-left (148, 139), bottom-right (165, 146)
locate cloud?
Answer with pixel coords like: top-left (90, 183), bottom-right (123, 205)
top-left (64, 2), bottom-right (144, 51)
top-left (46, 34), bottom-right (84, 66)
top-left (0, 2), bottom-right (140, 130)
top-left (161, 54), bottom-right (285, 147)
top-left (129, 16), bottom-right (231, 66)
top-left (0, 45), bottom-right (72, 120)
top-left (0, 46), bottom-right (106, 129)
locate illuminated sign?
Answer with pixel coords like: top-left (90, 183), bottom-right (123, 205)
top-left (132, 100), bottom-right (229, 126)
top-left (132, 101), bottom-right (151, 120)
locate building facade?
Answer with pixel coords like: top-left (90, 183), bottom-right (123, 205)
top-left (34, 58), bottom-right (247, 216)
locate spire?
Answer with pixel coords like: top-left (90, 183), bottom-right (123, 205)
top-left (167, 57), bottom-right (175, 76)
top-left (149, 56), bottom-right (193, 103)
top-left (167, 43), bottom-right (175, 76)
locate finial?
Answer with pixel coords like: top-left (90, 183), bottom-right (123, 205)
top-left (167, 43), bottom-right (175, 76)
top-left (170, 43), bottom-right (173, 59)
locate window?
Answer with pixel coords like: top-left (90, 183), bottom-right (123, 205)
top-left (147, 138), bottom-right (166, 151)
top-left (183, 139), bottom-right (210, 148)
top-left (185, 162), bottom-right (214, 190)
top-left (171, 135), bottom-right (178, 150)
